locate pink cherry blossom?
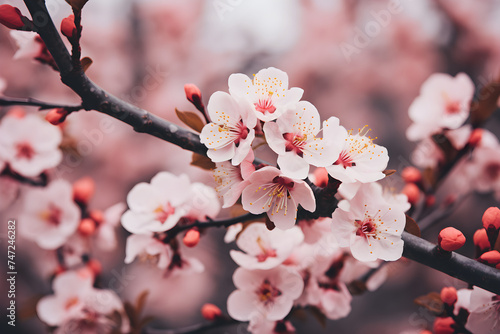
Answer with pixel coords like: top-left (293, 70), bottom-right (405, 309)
top-left (225, 223), bottom-right (243, 243)
top-left (465, 287), bottom-right (500, 334)
top-left (263, 102), bottom-right (341, 179)
top-left (230, 223), bottom-right (304, 270)
top-left (121, 172), bottom-right (191, 234)
top-left (0, 176), bottom-right (19, 212)
top-left (200, 91), bottom-right (257, 165)
top-left (298, 217), bottom-right (332, 244)
top-left (331, 182), bottom-right (405, 262)
top-left (229, 67), bottom-right (304, 122)
top-left (214, 150), bottom-right (255, 208)
top-left (465, 144), bottom-right (500, 198)
top-left (0, 114), bottom-right (62, 177)
top-left (125, 234), bottom-right (172, 269)
top-left (227, 266), bottom-right (304, 321)
top-left (37, 270), bottom-right (128, 333)
top-left (94, 202), bottom-right (127, 251)
top-left (242, 167), bottom-right (316, 230)
top-left (19, 179), bottom-right (80, 249)
top-left (407, 72), bottom-right (475, 141)
top-left (248, 315), bottom-right (296, 334)
top-left (10, 31), bottom-right (43, 60)
top-left (183, 182), bottom-right (220, 221)
top-left (324, 119), bottom-right (389, 184)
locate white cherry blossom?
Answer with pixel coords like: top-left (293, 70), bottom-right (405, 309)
top-left (242, 167), bottom-right (316, 230)
top-left (229, 67), bottom-right (303, 122)
top-left (264, 102), bottom-right (341, 179)
top-left (227, 266), bottom-right (304, 321)
top-left (0, 114), bottom-right (62, 177)
top-left (331, 182), bottom-right (405, 262)
top-left (19, 179), bottom-right (80, 249)
top-left (200, 91), bottom-right (257, 165)
top-left (465, 287), bottom-right (500, 334)
top-left (324, 119), bottom-right (388, 184)
top-left (230, 223), bottom-right (304, 270)
top-left (125, 234), bottom-right (172, 269)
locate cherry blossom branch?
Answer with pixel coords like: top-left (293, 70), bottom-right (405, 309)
top-left (20, 0), bottom-right (500, 295)
top-left (0, 96), bottom-right (82, 111)
top-left (164, 213), bottom-right (265, 243)
top-left (1, 167), bottom-right (48, 187)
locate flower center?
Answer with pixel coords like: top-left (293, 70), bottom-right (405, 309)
top-left (255, 236), bottom-right (277, 262)
top-left (254, 97), bottom-right (276, 114)
top-left (355, 218), bottom-right (377, 239)
top-left (485, 163), bottom-right (500, 180)
top-left (40, 204), bottom-right (62, 226)
top-left (283, 133), bottom-right (307, 157)
top-left (335, 150), bottom-right (356, 168)
top-left (445, 101), bottom-right (461, 114)
top-left (256, 279), bottom-right (282, 305)
top-left (15, 141), bottom-right (35, 160)
top-left (154, 203), bottom-right (176, 224)
top-left (65, 297), bottom-right (80, 310)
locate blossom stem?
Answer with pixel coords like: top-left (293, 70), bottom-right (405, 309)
top-left (0, 96), bottom-right (82, 111)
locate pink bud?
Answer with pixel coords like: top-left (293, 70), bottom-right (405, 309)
top-left (479, 250), bottom-right (500, 265)
top-left (425, 195), bottom-right (436, 207)
top-left (402, 183), bottom-right (420, 205)
top-left (312, 167), bottom-right (329, 187)
top-left (61, 15), bottom-right (76, 39)
top-left (73, 176), bottom-right (95, 205)
top-left (440, 287), bottom-right (457, 306)
top-left (468, 128), bottom-right (483, 147)
top-left (482, 207), bottom-right (500, 231)
top-left (89, 210), bottom-right (104, 225)
top-left (0, 5), bottom-right (24, 30)
top-left (183, 228), bottom-right (200, 247)
top-left (78, 218), bottom-right (96, 236)
top-left (201, 303), bottom-right (222, 321)
top-left (402, 166), bottom-right (421, 183)
top-left (87, 259), bottom-right (102, 276)
top-left (433, 317), bottom-right (455, 334)
top-left (473, 228), bottom-right (490, 251)
top-left (438, 227), bottom-right (466, 252)
top-left (45, 108), bottom-right (69, 125)
top-left (184, 83), bottom-right (204, 110)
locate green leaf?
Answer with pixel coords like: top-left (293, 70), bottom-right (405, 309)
top-left (175, 108), bottom-right (205, 133)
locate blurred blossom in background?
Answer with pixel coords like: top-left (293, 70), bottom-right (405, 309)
top-left (1, 0), bottom-right (500, 333)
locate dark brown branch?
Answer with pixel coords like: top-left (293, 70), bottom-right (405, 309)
top-left (0, 96), bottom-right (82, 111)
top-left (21, 0), bottom-right (500, 295)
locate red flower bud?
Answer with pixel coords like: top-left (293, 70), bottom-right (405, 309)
top-left (183, 228), bottom-right (200, 247)
top-left (312, 167), bottom-right (329, 188)
top-left (61, 15), bottom-right (76, 39)
top-left (89, 210), bottom-right (104, 225)
top-left (402, 183), bottom-right (420, 205)
top-left (433, 317), bottom-right (455, 334)
top-left (425, 195), bottom-right (436, 207)
top-left (482, 207), bottom-right (500, 231)
top-left (438, 227), bottom-right (466, 252)
top-left (73, 176), bottom-right (95, 205)
top-left (479, 250), bottom-right (500, 265)
top-left (420, 331), bottom-right (432, 334)
top-left (45, 108), bottom-right (69, 125)
top-left (201, 303), bottom-right (222, 321)
top-left (473, 228), bottom-right (490, 251)
top-left (184, 83), bottom-right (204, 111)
top-left (402, 166), bottom-right (421, 183)
top-left (78, 218), bottom-right (96, 236)
top-left (87, 259), bottom-right (102, 276)
top-left (468, 128), bottom-right (483, 147)
top-left (440, 287), bottom-right (457, 306)
top-left (0, 5), bottom-right (24, 30)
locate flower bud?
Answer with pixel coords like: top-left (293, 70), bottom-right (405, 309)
top-left (89, 209), bottom-right (104, 225)
top-left (183, 228), bottom-right (200, 247)
top-left (78, 218), bottom-right (96, 236)
top-left (184, 83), bottom-right (204, 111)
top-left (0, 5), bottom-right (25, 30)
top-left (45, 108), bottom-right (69, 125)
top-left (440, 287), bottom-right (457, 306)
top-left (482, 207), bottom-right (500, 231)
top-left (201, 303), bottom-right (222, 321)
top-left (60, 15), bottom-right (76, 39)
top-left (433, 317), bottom-right (455, 334)
top-left (402, 183), bottom-right (420, 205)
top-left (87, 259), bottom-right (102, 276)
top-left (473, 228), bottom-right (490, 251)
top-left (420, 331), bottom-right (432, 334)
top-left (312, 167), bottom-right (329, 187)
top-left (438, 227), bottom-right (466, 252)
top-left (479, 250), bottom-right (500, 266)
top-left (425, 195), bottom-right (436, 207)
top-left (468, 128), bottom-right (483, 147)
top-left (402, 166), bottom-right (421, 183)
top-left (73, 176), bottom-right (95, 205)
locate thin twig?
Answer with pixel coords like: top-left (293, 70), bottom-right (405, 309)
top-left (0, 96), bottom-right (82, 111)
